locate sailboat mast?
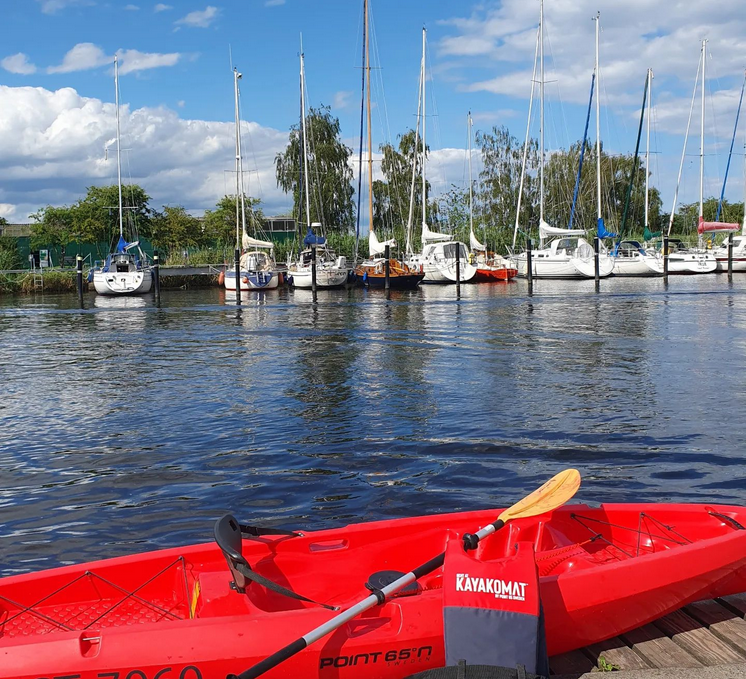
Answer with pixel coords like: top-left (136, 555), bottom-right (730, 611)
top-left (405, 61), bottom-right (423, 255)
top-left (645, 69), bottom-right (652, 230)
top-left (421, 28), bottom-right (427, 230)
top-left (468, 112), bottom-right (474, 237)
top-left (300, 47), bottom-right (312, 226)
top-left (595, 12), bottom-right (601, 226)
top-left (699, 39), bottom-right (706, 222)
top-left (365, 0), bottom-right (373, 235)
top-left (233, 68), bottom-right (242, 249)
top-left (114, 56), bottom-right (123, 239)
top-left (539, 0), bottom-right (545, 226)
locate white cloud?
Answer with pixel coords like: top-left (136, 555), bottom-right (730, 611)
top-left (1, 53), bottom-right (37, 75)
top-left (124, 4), bottom-right (140, 9)
top-left (117, 49), bottom-right (181, 74)
top-left (175, 5), bottom-right (219, 29)
top-left (177, 100), bottom-right (185, 108)
top-left (0, 84), bottom-right (290, 222)
top-left (36, 0), bottom-right (94, 14)
top-left (47, 43), bottom-right (110, 74)
top-left (265, 0), bottom-right (285, 6)
top-left (154, 2), bottom-right (172, 10)
top-left (333, 91), bottom-right (353, 110)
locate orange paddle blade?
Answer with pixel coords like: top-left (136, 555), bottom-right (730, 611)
top-left (498, 469), bottom-right (581, 522)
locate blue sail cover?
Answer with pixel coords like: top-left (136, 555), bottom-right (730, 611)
top-left (597, 217), bottom-right (617, 239)
top-left (303, 227), bottom-right (326, 247)
top-left (115, 236), bottom-right (128, 253)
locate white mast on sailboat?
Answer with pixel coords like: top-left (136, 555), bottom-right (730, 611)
top-left (233, 67), bottom-right (245, 251)
top-left (539, 0), bottom-right (545, 246)
top-left (421, 28), bottom-right (427, 236)
top-left (114, 55), bottom-right (123, 241)
top-left (405, 46), bottom-right (424, 256)
top-left (645, 68), bottom-right (653, 234)
top-left (300, 42), bottom-right (312, 228)
top-left (699, 39), bottom-right (707, 245)
top-left (595, 13), bottom-right (601, 235)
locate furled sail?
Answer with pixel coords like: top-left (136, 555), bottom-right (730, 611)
top-left (538, 220), bottom-right (585, 240)
top-left (115, 236), bottom-right (140, 253)
top-left (697, 217), bottom-right (740, 235)
top-left (422, 222), bottom-right (451, 243)
top-left (469, 229), bottom-right (486, 252)
top-left (242, 231), bottom-right (274, 250)
top-left (303, 223), bottom-right (326, 247)
top-left (369, 229), bottom-right (396, 257)
top-left (597, 218), bottom-right (617, 239)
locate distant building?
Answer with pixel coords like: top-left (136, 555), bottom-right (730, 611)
top-left (263, 216), bottom-right (296, 243)
top-left (0, 223), bottom-right (32, 238)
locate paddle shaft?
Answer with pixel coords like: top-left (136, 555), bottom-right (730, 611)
top-left (232, 518), bottom-right (504, 679)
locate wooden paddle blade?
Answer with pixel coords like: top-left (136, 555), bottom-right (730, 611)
top-left (498, 469), bottom-right (580, 522)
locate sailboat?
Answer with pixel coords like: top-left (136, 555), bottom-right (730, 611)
top-left (712, 71), bottom-right (746, 272)
top-left (660, 41), bottom-right (722, 274)
top-left (404, 29), bottom-right (476, 284)
top-left (611, 64), bottom-right (664, 276)
top-left (287, 50), bottom-right (348, 289)
top-left (510, 1), bottom-right (613, 279)
top-left (354, 0), bottom-right (424, 290)
top-left (92, 56), bottom-right (152, 296)
top-left (224, 67), bottom-right (279, 292)
top-left (467, 112), bottom-right (517, 282)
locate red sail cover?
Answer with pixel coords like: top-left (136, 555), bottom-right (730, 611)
top-left (698, 216), bottom-right (740, 234)
top-left (442, 532), bottom-right (548, 674)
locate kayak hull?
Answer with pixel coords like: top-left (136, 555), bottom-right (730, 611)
top-left (3, 503), bottom-right (746, 679)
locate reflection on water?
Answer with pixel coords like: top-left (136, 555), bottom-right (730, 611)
top-left (1, 276), bottom-right (746, 574)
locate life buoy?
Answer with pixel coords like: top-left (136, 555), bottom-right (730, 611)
top-left (218, 271), bottom-right (225, 285)
top-left (242, 276), bottom-right (249, 285)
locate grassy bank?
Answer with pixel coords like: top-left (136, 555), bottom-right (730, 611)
top-left (0, 271), bottom-right (86, 295)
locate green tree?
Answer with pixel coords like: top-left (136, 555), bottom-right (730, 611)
top-left (72, 184), bottom-right (152, 255)
top-left (476, 126), bottom-right (539, 252)
top-left (203, 195), bottom-right (265, 247)
top-left (149, 206), bottom-right (205, 253)
top-left (275, 106), bottom-right (354, 232)
top-left (30, 205), bottom-right (77, 266)
top-left (0, 216), bottom-right (22, 270)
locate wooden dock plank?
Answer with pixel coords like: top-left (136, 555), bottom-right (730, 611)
top-left (549, 650), bottom-right (596, 675)
top-left (685, 600), bottom-right (746, 656)
top-left (621, 623), bottom-right (703, 668)
top-left (721, 594), bottom-right (746, 618)
top-left (654, 609), bottom-right (746, 666)
top-left (584, 636), bottom-right (651, 670)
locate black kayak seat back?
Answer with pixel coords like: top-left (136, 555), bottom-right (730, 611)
top-left (214, 514), bottom-right (252, 592)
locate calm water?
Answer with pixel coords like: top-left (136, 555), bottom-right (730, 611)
top-left (1, 277), bottom-right (745, 575)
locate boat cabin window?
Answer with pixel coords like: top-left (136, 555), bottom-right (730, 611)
top-left (556, 238), bottom-right (579, 251)
top-left (443, 242), bottom-right (467, 260)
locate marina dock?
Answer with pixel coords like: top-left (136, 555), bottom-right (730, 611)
top-left (552, 595), bottom-right (746, 676)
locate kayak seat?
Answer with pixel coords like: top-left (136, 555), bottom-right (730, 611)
top-left (214, 514), bottom-right (338, 611)
top-left (214, 514), bottom-right (252, 593)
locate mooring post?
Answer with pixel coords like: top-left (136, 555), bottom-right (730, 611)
top-left (526, 237), bottom-right (533, 294)
top-left (153, 250), bottom-right (161, 305)
top-left (384, 244), bottom-right (390, 291)
top-left (728, 233), bottom-right (734, 279)
top-left (234, 248), bottom-right (241, 306)
top-left (663, 236), bottom-right (669, 279)
top-left (594, 237), bottom-right (600, 282)
top-left (311, 244), bottom-right (317, 293)
top-left (455, 245), bottom-right (461, 296)
top-left (76, 254), bottom-right (83, 307)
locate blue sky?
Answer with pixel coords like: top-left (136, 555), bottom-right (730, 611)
top-left (1, 0), bottom-right (745, 225)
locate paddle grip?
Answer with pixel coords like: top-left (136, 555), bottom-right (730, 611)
top-left (235, 637), bottom-right (307, 679)
top-left (412, 552), bottom-right (446, 579)
top-left (463, 518), bottom-right (504, 551)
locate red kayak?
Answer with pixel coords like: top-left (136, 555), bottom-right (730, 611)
top-left (2, 503), bottom-right (746, 679)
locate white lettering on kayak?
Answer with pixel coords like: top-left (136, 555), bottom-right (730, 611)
top-left (455, 574), bottom-right (528, 601)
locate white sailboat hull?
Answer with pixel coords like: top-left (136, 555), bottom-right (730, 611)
top-left (612, 254), bottom-right (664, 276)
top-left (512, 252), bottom-right (614, 279)
top-left (224, 270), bottom-right (279, 290)
top-left (290, 267), bottom-right (348, 288)
top-left (407, 241), bottom-right (477, 283)
top-left (715, 257), bottom-right (746, 272)
top-left (666, 252), bottom-right (717, 274)
top-left (93, 269), bottom-right (152, 295)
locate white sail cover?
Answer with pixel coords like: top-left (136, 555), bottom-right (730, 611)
top-left (242, 230), bottom-right (274, 250)
top-left (422, 222), bottom-right (451, 243)
top-left (538, 219), bottom-right (585, 240)
top-left (369, 229), bottom-right (396, 257)
top-left (469, 230), bottom-right (486, 252)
